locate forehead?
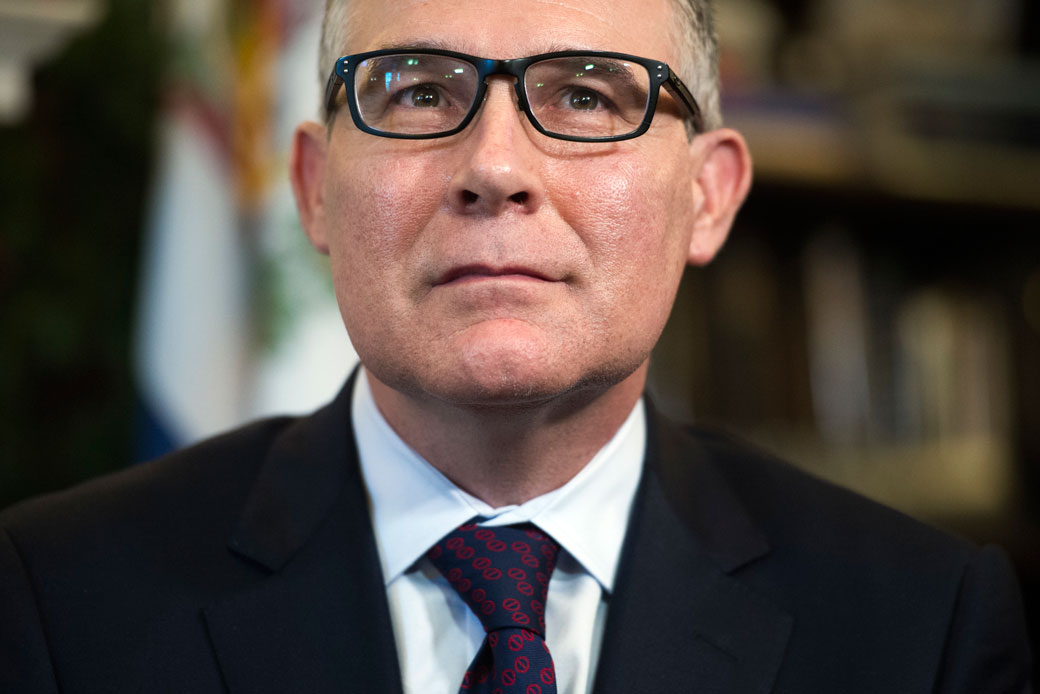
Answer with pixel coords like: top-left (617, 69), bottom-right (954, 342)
top-left (344, 0), bottom-right (680, 63)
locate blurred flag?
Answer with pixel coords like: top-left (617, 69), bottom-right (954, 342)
top-left (134, 0), bottom-right (356, 460)
top-left (244, 0), bottom-right (358, 422)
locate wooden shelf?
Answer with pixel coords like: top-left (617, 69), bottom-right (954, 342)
top-left (723, 80), bottom-right (1040, 211)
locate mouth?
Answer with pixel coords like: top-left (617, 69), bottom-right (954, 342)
top-left (435, 264), bottom-right (556, 286)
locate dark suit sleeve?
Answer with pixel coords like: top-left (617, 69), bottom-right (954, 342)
top-left (0, 526), bottom-right (60, 693)
top-left (935, 544), bottom-right (1033, 694)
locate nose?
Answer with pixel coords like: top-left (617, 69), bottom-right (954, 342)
top-left (446, 79), bottom-right (544, 216)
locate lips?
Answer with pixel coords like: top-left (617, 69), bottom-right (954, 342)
top-left (435, 264), bottom-right (556, 286)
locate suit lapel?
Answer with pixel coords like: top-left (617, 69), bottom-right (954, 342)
top-left (203, 373), bottom-right (404, 693)
top-left (592, 406), bottom-right (792, 694)
top-left (198, 379), bottom-right (790, 693)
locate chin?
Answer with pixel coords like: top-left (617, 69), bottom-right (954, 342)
top-left (437, 337), bottom-right (578, 406)
top-left (360, 319), bottom-right (652, 409)
top-left (400, 350), bottom-right (646, 412)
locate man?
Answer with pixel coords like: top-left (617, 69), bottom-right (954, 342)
top-left (0, 0), bottom-right (1032, 691)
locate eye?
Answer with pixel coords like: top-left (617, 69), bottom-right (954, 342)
top-left (568, 89), bottom-right (599, 110)
top-left (409, 84), bottom-right (440, 107)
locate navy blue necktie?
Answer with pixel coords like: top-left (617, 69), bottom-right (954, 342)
top-left (428, 521), bottom-right (560, 693)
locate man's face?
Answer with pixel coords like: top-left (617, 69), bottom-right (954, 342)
top-left (311, 0), bottom-right (715, 407)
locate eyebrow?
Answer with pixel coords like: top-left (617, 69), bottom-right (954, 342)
top-left (375, 39), bottom-right (459, 52)
top-left (373, 40), bottom-right (597, 58)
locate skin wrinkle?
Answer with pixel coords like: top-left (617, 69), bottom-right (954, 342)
top-left (295, 0), bottom-right (750, 505)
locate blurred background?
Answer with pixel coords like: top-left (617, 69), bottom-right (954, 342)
top-left (1, 0), bottom-right (1038, 669)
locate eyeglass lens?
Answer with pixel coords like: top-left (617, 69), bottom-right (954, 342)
top-left (353, 54), bottom-right (652, 138)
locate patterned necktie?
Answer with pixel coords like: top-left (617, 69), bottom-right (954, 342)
top-left (428, 521), bottom-right (560, 694)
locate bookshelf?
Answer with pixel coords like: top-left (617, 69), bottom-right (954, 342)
top-left (724, 70), bottom-right (1040, 212)
top-left (650, 179), bottom-right (1039, 520)
top-left (649, 0), bottom-right (1040, 528)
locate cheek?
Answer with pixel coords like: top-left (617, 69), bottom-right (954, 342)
top-left (324, 150), bottom-right (447, 281)
top-left (320, 147), bottom-right (450, 354)
top-left (547, 151), bottom-right (696, 365)
top-left (549, 154), bottom-right (694, 283)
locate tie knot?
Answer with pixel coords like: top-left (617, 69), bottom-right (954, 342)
top-left (428, 522), bottom-right (560, 635)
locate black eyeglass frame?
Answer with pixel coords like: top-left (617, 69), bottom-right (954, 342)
top-left (324, 48), bottom-right (705, 142)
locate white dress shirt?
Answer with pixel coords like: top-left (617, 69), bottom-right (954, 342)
top-left (351, 369), bottom-right (645, 694)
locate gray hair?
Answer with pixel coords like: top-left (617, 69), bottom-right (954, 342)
top-left (318, 0), bottom-right (722, 130)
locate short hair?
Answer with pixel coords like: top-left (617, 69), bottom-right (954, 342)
top-left (318, 0), bottom-right (722, 131)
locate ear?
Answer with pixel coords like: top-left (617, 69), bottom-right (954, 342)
top-left (686, 128), bottom-right (753, 266)
top-left (290, 120), bottom-right (331, 254)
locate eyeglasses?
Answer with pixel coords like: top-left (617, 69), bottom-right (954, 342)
top-left (324, 49), bottom-right (704, 142)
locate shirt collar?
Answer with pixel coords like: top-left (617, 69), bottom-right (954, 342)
top-left (352, 368), bottom-right (645, 594)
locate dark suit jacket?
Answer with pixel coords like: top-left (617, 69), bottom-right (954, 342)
top-left (1, 375), bottom-right (1032, 693)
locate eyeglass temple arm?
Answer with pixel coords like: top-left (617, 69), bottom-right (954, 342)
top-left (324, 70), bottom-right (344, 121)
top-left (663, 72), bottom-right (705, 134)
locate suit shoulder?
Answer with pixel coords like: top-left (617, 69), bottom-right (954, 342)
top-left (664, 428), bottom-right (1031, 690)
top-left (680, 425), bottom-right (977, 563)
top-left (0, 416), bottom-right (296, 546)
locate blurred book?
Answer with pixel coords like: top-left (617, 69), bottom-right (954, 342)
top-left (802, 230), bottom-right (873, 445)
top-left (894, 288), bottom-right (1011, 443)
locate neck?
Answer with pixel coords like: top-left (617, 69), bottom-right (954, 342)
top-left (365, 364), bottom-right (647, 508)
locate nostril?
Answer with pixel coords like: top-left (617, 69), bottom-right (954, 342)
top-left (461, 190), bottom-right (479, 205)
top-left (509, 192), bottom-right (528, 205)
